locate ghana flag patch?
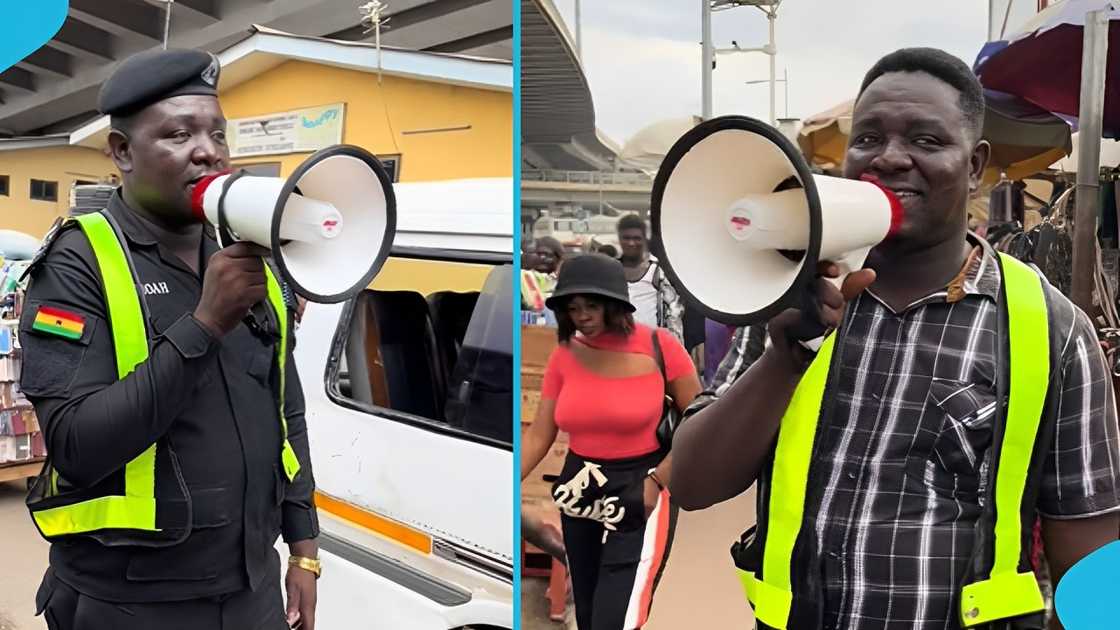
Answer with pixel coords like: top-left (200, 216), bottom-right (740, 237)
top-left (32, 306), bottom-right (85, 340)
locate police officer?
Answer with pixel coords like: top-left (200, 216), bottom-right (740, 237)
top-left (20, 48), bottom-right (320, 630)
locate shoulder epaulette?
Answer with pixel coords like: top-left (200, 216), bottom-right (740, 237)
top-left (19, 217), bottom-right (79, 283)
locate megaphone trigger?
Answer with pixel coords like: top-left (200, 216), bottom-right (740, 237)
top-left (243, 301), bottom-right (281, 343)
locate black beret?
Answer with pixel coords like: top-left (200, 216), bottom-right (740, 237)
top-left (98, 48), bottom-right (221, 117)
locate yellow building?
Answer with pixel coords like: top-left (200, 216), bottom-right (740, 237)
top-left (0, 27), bottom-right (512, 240)
top-left (0, 140), bottom-right (117, 238)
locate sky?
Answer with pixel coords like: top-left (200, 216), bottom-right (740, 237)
top-left (551, 0), bottom-right (1043, 147)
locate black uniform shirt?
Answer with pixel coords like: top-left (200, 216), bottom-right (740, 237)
top-left (19, 192), bottom-right (319, 603)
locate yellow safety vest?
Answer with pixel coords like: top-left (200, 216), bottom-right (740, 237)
top-left (738, 252), bottom-right (1050, 629)
top-left (27, 211), bottom-right (301, 542)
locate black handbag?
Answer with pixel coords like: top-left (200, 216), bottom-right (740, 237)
top-left (651, 330), bottom-right (681, 453)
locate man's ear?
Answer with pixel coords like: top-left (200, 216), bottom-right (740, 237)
top-left (107, 129), bottom-right (134, 174)
top-left (968, 138), bottom-right (992, 196)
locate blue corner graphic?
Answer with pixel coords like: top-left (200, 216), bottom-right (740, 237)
top-left (1055, 540), bottom-right (1120, 629)
top-left (0, 2), bottom-right (68, 75)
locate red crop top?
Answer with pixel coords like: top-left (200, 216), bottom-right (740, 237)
top-left (540, 324), bottom-right (695, 460)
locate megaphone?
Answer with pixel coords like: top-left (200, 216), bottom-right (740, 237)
top-left (650, 115), bottom-right (902, 334)
top-left (191, 144), bottom-right (396, 304)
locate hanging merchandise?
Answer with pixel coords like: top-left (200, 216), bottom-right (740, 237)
top-left (0, 256), bottom-right (47, 472)
top-left (990, 184), bottom-right (1120, 376)
top-left (987, 187), bottom-right (1075, 300)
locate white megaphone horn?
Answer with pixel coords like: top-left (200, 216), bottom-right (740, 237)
top-left (191, 144), bottom-right (396, 304)
top-left (650, 116), bottom-right (902, 348)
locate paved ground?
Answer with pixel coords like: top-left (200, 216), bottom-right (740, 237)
top-left (8, 477), bottom-right (759, 630)
top-left (0, 480), bottom-right (47, 630)
top-left (522, 488), bottom-right (758, 629)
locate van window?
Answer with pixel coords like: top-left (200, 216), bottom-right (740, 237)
top-left (330, 259), bottom-right (512, 446)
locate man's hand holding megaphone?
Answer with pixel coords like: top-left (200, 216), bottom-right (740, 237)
top-left (767, 261), bottom-right (877, 372)
top-left (193, 242), bottom-right (273, 338)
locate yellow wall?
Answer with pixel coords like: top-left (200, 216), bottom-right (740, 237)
top-left (219, 60), bottom-right (512, 182)
top-left (371, 257), bottom-right (493, 295)
top-left (0, 145), bottom-right (116, 238)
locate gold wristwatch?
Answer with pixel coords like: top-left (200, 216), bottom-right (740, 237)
top-left (288, 555), bottom-right (322, 578)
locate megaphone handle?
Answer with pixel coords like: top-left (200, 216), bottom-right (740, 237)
top-left (787, 288), bottom-right (828, 350)
top-left (791, 247), bottom-right (873, 352)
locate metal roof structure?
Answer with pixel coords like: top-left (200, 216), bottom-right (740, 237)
top-left (520, 0), bottom-right (616, 171)
top-left (0, 0), bottom-right (511, 137)
top-left (68, 25), bottom-right (511, 150)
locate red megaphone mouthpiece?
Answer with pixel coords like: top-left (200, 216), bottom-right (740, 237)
top-left (859, 174), bottom-right (904, 237)
top-left (190, 171), bottom-right (233, 222)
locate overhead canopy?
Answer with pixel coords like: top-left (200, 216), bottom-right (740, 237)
top-left (975, 0), bottom-right (1120, 138)
top-left (520, 0), bottom-right (616, 170)
top-left (0, 0), bottom-right (512, 137)
top-left (797, 92), bottom-right (1072, 183)
top-left (617, 116), bottom-right (702, 174)
top-left (796, 99), bottom-right (854, 171)
top-left (1049, 133), bottom-right (1120, 173)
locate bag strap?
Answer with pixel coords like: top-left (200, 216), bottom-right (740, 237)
top-left (651, 329), bottom-right (667, 390)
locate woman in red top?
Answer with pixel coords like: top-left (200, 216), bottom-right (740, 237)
top-left (522, 254), bottom-right (702, 630)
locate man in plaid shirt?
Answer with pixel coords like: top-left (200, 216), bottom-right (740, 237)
top-left (670, 48), bottom-right (1120, 630)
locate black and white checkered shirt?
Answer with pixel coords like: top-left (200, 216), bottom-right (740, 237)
top-left (690, 239), bottom-right (1120, 630)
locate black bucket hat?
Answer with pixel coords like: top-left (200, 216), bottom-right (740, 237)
top-left (545, 253), bottom-right (635, 312)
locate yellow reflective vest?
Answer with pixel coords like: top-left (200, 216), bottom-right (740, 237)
top-left (26, 210), bottom-right (300, 544)
top-left (736, 252), bottom-right (1051, 629)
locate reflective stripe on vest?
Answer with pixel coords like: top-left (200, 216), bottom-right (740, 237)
top-left (264, 265), bottom-right (301, 482)
top-left (32, 212), bottom-right (299, 539)
top-left (959, 253), bottom-right (1047, 626)
top-left (736, 253), bottom-right (1048, 630)
top-left (32, 212), bottom-right (158, 537)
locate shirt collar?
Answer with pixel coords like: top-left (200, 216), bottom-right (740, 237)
top-left (105, 189), bottom-right (217, 247)
top-left (106, 190), bottom-right (158, 247)
top-left (863, 232), bottom-right (1002, 313)
top-left (947, 232), bottom-right (1001, 304)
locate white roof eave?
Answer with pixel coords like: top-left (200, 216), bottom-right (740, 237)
top-left (0, 133), bottom-right (72, 152)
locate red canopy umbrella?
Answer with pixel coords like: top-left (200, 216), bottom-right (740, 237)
top-left (975, 0), bottom-right (1120, 136)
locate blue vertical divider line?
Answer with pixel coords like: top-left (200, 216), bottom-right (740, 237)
top-left (0, 2), bottom-right (69, 74)
top-left (511, 0), bottom-right (523, 627)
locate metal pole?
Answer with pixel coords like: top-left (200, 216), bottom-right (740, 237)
top-left (768, 9), bottom-right (776, 126)
top-left (988, 0), bottom-right (996, 40)
top-left (702, 0), bottom-right (713, 119)
top-left (163, 0), bottom-right (174, 49)
top-left (1071, 9), bottom-right (1109, 313)
top-left (784, 68), bottom-right (789, 118)
top-left (574, 0), bottom-right (582, 59)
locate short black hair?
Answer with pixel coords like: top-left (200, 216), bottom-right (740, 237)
top-left (535, 236), bottom-right (565, 258)
top-left (598, 244), bottom-right (618, 258)
top-left (857, 47), bottom-right (985, 142)
top-left (553, 294), bottom-right (635, 343)
top-left (617, 214), bottom-right (647, 237)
